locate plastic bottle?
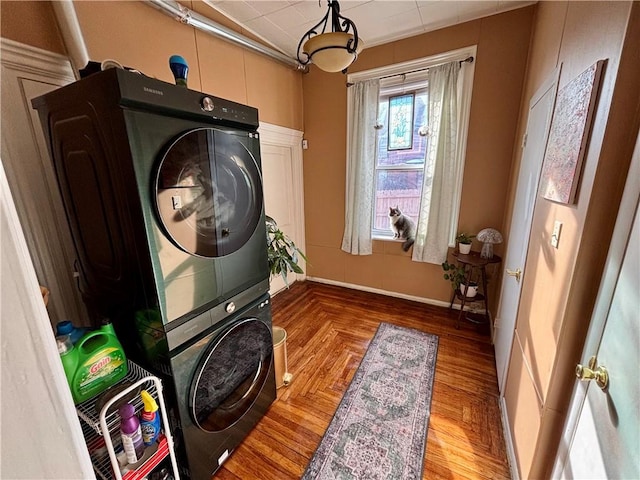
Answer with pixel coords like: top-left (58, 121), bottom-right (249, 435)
top-left (119, 403), bottom-right (145, 464)
top-left (56, 335), bottom-right (77, 383)
top-left (139, 390), bottom-right (161, 446)
top-left (61, 321), bottom-right (128, 404)
top-left (56, 320), bottom-right (88, 344)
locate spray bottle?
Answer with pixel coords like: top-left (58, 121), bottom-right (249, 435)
top-left (139, 390), bottom-right (161, 446)
top-left (119, 403), bottom-right (145, 464)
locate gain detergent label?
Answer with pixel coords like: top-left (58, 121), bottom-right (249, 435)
top-left (77, 347), bottom-right (127, 397)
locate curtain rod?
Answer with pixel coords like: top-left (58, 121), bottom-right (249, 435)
top-left (347, 55), bottom-right (474, 87)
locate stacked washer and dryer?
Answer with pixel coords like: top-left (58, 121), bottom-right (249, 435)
top-left (32, 68), bottom-right (277, 479)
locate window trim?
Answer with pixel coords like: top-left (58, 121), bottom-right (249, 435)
top-left (373, 86), bottom-right (427, 238)
top-left (348, 45), bottom-right (477, 246)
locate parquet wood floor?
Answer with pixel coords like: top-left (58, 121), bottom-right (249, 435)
top-left (215, 281), bottom-right (510, 479)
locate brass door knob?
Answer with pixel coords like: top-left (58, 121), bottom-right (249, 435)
top-left (576, 356), bottom-right (609, 391)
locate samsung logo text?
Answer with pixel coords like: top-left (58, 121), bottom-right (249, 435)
top-left (143, 87), bottom-right (164, 96)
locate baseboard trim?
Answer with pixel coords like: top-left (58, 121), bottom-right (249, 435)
top-left (306, 276), bottom-right (473, 311)
top-left (499, 396), bottom-right (520, 480)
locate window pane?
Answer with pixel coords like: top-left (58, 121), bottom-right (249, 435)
top-left (387, 94), bottom-right (414, 150)
top-left (377, 91), bottom-right (428, 167)
top-left (374, 170), bottom-right (424, 231)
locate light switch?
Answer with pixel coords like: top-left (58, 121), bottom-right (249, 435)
top-left (551, 221), bottom-right (562, 248)
top-left (172, 195), bottom-right (182, 210)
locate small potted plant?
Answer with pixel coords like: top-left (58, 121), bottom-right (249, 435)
top-left (455, 232), bottom-right (475, 255)
top-left (266, 215), bottom-right (308, 288)
top-left (442, 260), bottom-right (477, 298)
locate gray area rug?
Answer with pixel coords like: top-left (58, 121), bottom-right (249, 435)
top-left (302, 322), bottom-right (439, 480)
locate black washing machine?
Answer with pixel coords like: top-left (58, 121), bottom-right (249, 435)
top-left (32, 68), bottom-right (276, 478)
top-left (170, 292), bottom-right (276, 479)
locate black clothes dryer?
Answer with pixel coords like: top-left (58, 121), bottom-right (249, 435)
top-left (32, 67), bottom-right (270, 340)
top-left (32, 68), bottom-right (276, 478)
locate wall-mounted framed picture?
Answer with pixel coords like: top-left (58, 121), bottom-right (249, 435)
top-left (387, 93), bottom-right (414, 151)
top-left (539, 59), bottom-right (605, 204)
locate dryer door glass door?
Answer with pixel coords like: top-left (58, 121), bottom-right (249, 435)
top-left (190, 318), bottom-right (273, 432)
top-left (155, 127), bottom-right (263, 257)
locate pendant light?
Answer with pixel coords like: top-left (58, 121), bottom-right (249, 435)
top-left (296, 0), bottom-right (363, 73)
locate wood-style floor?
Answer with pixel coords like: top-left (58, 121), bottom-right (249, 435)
top-left (215, 281), bottom-right (510, 479)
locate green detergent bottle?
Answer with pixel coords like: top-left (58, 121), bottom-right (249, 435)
top-left (58, 322), bottom-right (128, 404)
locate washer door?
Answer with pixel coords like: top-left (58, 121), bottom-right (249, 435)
top-left (155, 128), bottom-right (263, 257)
top-left (190, 318), bottom-right (273, 432)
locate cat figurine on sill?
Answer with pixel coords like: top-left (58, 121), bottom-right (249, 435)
top-left (389, 206), bottom-right (416, 252)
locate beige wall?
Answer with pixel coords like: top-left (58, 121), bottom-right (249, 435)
top-left (71, 1), bottom-right (304, 130)
top-left (302, 7), bottom-right (535, 308)
top-left (0, 0), bottom-right (66, 54)
top-left (1, 1), bottom-right (303, 130)
top-left (503, 2), bottom-right (640, 478)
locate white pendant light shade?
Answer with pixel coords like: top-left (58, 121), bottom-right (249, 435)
top-left (303, 32), bottom-right (363, 73)
top-left (297, 1), bottom-right (362, 73)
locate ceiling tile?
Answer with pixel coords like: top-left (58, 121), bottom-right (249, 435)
top-left (245, 16), bottom-right (297, 54)
top-left (249, 1), bottom-right (291, 16)
top-left (265, 4), bottom-right (309, 31)
top-left (210, 1), bottom-right (263, 22)
top-left (291, 1), bottom-right (331, 23)
top-left (348, 1), bottom-right (419, 23)
top-left (365, 9), bottom-right (426, 47)
top-left (456, 1), bottom-right (499, 23)
top-left (210, 0), bottom-right (536, 62)
top-left (418, 1), bottom-right (460, 29)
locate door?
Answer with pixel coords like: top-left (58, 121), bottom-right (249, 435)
top-left (190, 318), bottom-right (274, 432)
top-left (155, 128), bottom-right (263, 258)
top-left (493, 68), bottom-right (560, 392)
top-left (0, 39), bottom-right (86, 326)
top-left (259, 124), bottom-right (306, 295)
top-left (552, 132), bottom-right (639, 479)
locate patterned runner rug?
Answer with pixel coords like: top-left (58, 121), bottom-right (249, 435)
top-left (302, 322), bottom-right (439, 480)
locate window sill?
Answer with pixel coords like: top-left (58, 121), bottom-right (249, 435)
top-left (373, 235), bottom-right (401, 242)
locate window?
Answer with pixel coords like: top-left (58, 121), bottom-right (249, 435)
top-left (372, 77), bottom-right (428, 237)
top-left (344, 46), bottom-right (476, 255)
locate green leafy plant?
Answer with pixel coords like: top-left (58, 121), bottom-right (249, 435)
top-left (455, 232), bottom-right (476, 245)
top-left (442, 260), bottom-right (467, 291)
top-left (266, 215), bottom-right (308, 288)
top-left (442, 260), bottom-right (479, 296)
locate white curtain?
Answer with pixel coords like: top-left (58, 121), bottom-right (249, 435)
top-left (341, 79), bottom-right (380, 255)
top-left (412, 62), bottom-right (461, 264)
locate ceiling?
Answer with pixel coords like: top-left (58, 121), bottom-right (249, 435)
top-left (204, 0), bottom-right (536, 61)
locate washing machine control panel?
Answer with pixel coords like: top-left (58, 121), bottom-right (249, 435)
top-left (165, 280), bottom-right (270, 351)
top-left (200, 96), bottom-right (254, 125)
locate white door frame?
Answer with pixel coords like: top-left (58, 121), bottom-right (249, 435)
top-left (258, 122), bottom-right (306, 293)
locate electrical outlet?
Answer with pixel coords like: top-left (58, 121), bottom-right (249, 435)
top-left (551, 221), bottom-right (562, 248)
